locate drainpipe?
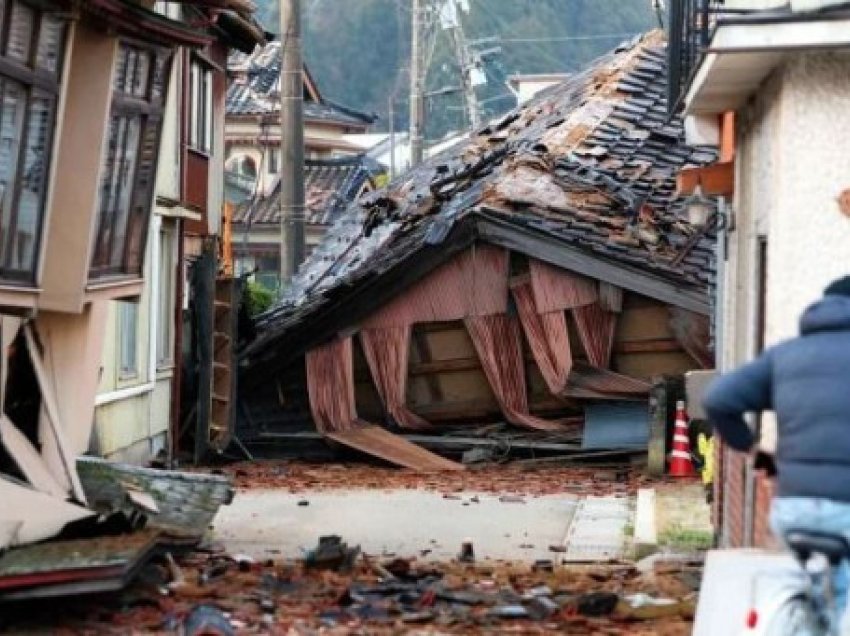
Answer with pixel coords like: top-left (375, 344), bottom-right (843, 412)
top-left (169, 217), bottom-right (185, 467)
top-left (716, 197), bottom-right (731, 548)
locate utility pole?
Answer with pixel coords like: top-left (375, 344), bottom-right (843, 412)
top-left (409, 0), bottom-right (425, 167)
top-left (388, 94), bottom-right (396, 180)
top-left (446, 5), bottom-right (481, 130)
top-left (280, 0), bottom-right (305, 284)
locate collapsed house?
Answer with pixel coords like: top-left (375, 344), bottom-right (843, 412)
top-left (237, 33), bottom-right (718, 471)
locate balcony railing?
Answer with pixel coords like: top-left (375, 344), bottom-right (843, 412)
top-left (667, 0), bottom-right (722, 115)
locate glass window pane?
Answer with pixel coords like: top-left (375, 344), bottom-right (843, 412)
top-left (113, 46), bottom-right (129, 93)
top-left (124, 118), bottom-right (159, 274)
top-left (6, 2), bottom-right (33, 63)
top-left (204, 69), bottom-right (212, 152)
top-left (35, 15), bottom-right (65, 74)
top-left (156, 226), bottom-right (174, 366)
top-left (108, 115), bottom-right (140, 269)
top-left (11, 93), bottom-right (51, 275)
top-left (118, 301), bottom-right (138, 378)
top-left (91, 115), bottom-right (124, 272)
top-left (151, 54), bottom-right (169, 103)
top-left (133, 50), bottom-right (150, 97)
top-left (0, 80), bottom-right (25, 273)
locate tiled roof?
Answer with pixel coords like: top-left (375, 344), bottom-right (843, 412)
top-left (226, 42), bottom-right (377, 126)
top-left (243, 33), bottom-right (718, 368)
top-left (232, 155), bottom-right (381, 226)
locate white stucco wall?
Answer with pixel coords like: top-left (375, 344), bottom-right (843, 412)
top-left (766, 52), bottom-right (850, 344)
top-left (723, 52), bottom-right (850, 371)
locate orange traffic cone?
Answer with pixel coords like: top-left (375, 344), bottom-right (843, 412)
top-left (669, 400), bottom-right (696, 477)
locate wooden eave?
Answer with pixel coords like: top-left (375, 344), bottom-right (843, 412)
top-left (81, 0), bottom-right (213, 49)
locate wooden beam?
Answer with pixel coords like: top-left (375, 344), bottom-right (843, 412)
top-left (719, 111), bottom-right (736, 164)
top-left (409, 357), bottom-right (479, 376)
top-left (476, 216), bottom-right (711, 315)
top-left (412, 329), bottom-right (443, 401)
top-left (614, 338), bottom-right (683, 355)
top-left (676, 161), bottom-right (734, 197)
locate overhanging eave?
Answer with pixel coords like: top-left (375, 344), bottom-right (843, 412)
top-left (684, 17), bottom-right (850, 115)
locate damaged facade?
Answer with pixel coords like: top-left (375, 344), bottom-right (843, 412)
top-left (0, 0), bottom-right (263, 590)
top-left (238, 33), bottom-right (718, 471)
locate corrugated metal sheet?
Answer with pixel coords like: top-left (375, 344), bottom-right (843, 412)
top-left (568, 364), bottom-right (651, 397)
top-left (582, 402), bottom-right (650, 450)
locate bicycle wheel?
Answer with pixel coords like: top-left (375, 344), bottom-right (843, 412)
top-left (764, 593), bottom-right (827, 636)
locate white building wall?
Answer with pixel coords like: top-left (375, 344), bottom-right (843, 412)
top-left (767, 52), bottom-right (850, 344)
top-left (723, 52), bottom-right (850, 372)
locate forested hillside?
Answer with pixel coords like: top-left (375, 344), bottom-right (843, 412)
top-left (255, 0), bottom-right (656, 138)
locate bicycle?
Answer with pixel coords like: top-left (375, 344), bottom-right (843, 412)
top-left (745, 530), bottom-right (849, 635)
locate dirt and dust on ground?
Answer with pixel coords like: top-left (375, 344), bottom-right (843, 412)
top-left (0, 462), bottom-right (708, 635)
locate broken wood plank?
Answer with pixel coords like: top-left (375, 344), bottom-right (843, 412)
top-left (23, 325), bottom-right (87, 505)
top-left (325, 424), bottom-right (464, 472)
top-left (512, 448), bottom-right (645, 468)
top-left (0, 416), bottom-right (68, 499)
top-left (614, 338), bottom-right (683, 354)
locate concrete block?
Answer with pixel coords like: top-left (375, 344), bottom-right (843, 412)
top-left (633, 488), bottom-right (657, 558)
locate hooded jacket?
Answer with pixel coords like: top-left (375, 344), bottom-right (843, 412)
top-left (703, 294), bottom-right (850, 502)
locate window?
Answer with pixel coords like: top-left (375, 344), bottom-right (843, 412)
top-left (240, 156), bottom-right (257, 179)
top-left (90, 43), bottom-right (171, 280)
top-left (156, 223), bottom-right (175, 367)
top-left (189, 58), bottom-right (212, 154)
top-left (268, 146), bottom-right (278, 174)
top-left (0, 2), bottom-right (66, 284)
top-left (118, 300), bottom-right (139, 379)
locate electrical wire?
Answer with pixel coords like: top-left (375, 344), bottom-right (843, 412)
top-left (498, 33), bottom-right (640, 44)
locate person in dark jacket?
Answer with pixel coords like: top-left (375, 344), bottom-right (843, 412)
top-left (703, 276), bottom-right (850, 628)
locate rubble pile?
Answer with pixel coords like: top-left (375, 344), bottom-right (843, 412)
top-left (0, 542), bottom-right (699, 635)
top-left (221, 462), bottom-right (666, 497)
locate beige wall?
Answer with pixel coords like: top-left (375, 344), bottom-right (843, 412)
top-left (94, 215), bottom-right (176, 461)
top-left (722, 52), bottom-right (850, 370)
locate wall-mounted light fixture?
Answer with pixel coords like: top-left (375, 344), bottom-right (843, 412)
top-left (685, 183), bottom-right (726, 232)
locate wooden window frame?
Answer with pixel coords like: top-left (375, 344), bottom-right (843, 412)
top-left (117, 299), bottom-right (139, 380)
top-left (89, 39), bottom-right (172, 281)
top-left (0, 0), bottom-right (66, 285)
top-left (188, 55), bottom-right (212, 155)
top-left (155, 220), bottom-right (176, 369)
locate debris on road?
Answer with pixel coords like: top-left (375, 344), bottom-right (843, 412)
top-left (302, 535), bottom-right (361, 573)
top-left (0, 547), bottom-right (698, 634)
top-left (221, 461), bottom-right (666, 498)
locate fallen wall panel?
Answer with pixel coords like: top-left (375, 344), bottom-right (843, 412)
top-left (326, 425), bottom-right (464, 472)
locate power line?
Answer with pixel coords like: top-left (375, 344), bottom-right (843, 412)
top-left (497, 33), bottom-right (640, 44)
